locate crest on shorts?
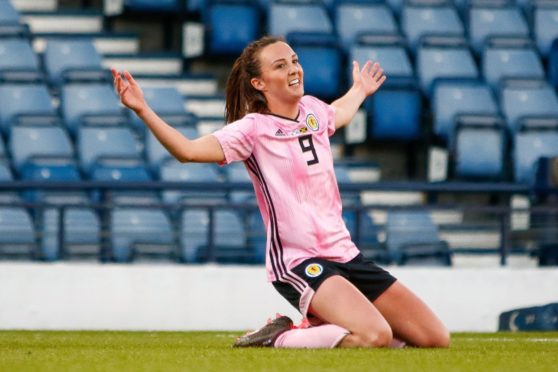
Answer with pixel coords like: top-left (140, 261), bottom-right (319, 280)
top-left (306, 114), bottom-right (319, 131)
top-left (305, 263), bottom-right (323, 278)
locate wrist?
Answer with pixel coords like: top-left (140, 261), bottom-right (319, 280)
top-left (134, 103), bottom-right (151, 118)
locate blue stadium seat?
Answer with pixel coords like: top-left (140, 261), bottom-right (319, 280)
top-left (468, 2), bottom-right (529, 54)
top-left (0, 84), bottom-right (57, 134)
top-left (78, 126), bottom-right (142, 174)
top-left (453, 115), bottom-right (507, 180)
top-left (44, 39), bottom-right (106, 86)
top-left (334, 1), bottom-right (397, 52)
top-left (224, 161), bottom-right (255, 204)
top-left (160, 161), bottom-right (227, 204)
top-left (534, 2), bottom-right (558, 57)
top-left (0, 1), bottom-right (20, 24)
top-left (432, 80), bottom-right (498, 143)
top-left (147, 124), bottom-right (198, 173)
top-left (363, 77), bottom-right (422, 141)
top-left (61, 83), bottom-right (125, 135)
top-left (10, 125), bottom-right (74, 173)
top-left (482, 38), bottom-right (545, 92)
top-left (401, 1), bottom-right (464, 53)
top-left (334, 164), bottom-right (361, 206)
top-left (416, 36), bottom-right (479, 96)
top-left (131, 86), bottom-right (189, 133)
top-left (111, 207), bottom-right (175, 262)
top-left (500, 80), bottom-right (558, 131)
top-left (268, 0), bottom-right (333, 37)
top-left (288, 32), bottom-right (342, 99)
top-left (0, 159), bottom-right (19, 203)
top-left (342, 210), bottom-right (380, 248)
top-left (206, 0), bottom-right (260, 55)
top-left (246, 211), bottom-right (266, 263)
top-left (40, 207), bottom-right (101, 262)
top-left (0, 39), bottom-right (42, 82)
top-left (386, 210), bottom-right (452, 266)
top-left (514, 119), bottom-right (558, 184)
top-left (180, 208), bottom-right (249, 263)
top-left (0, 206), bottom-right (36, 259)
top-left (124, 0), bottom-right (181, 11)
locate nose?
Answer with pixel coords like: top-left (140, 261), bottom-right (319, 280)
top-left (288, 62), bottom-right (299, 75)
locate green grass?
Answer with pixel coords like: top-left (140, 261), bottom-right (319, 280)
top-left (1, 331), bottom-right (557, 372)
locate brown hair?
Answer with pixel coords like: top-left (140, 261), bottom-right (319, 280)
top-left (225, 35), bottom-right (285, 124)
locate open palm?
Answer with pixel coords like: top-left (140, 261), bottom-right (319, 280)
top-left (111, 68), bottom-right (146, 113)
top-left (351, 61), bottom-right (386, 97)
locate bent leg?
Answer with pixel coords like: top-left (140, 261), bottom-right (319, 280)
top-left (373, 281), bottom-right (450, 348)
top-left (309, 275), bottom-right (393, 348)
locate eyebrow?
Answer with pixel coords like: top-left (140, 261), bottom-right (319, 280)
top-left (271, 55), bottom-right (298, 65)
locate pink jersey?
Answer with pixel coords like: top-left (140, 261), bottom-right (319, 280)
top-left (212, 95), bottom-right (360, 286)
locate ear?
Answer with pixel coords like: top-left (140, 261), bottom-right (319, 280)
top-left (251, 77), bottom-right (266, 92)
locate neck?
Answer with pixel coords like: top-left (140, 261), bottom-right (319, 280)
top-left (266, 99), bottom-right (300, 121)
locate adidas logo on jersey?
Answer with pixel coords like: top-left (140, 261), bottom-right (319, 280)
top-left (275, 129), bottom-right (286, 136)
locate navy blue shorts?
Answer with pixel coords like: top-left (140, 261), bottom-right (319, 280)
top-left (273, 254), bottom-right (397, 317)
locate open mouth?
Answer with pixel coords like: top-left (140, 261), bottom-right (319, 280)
top-left (288, 79), bottom-right (300, 86)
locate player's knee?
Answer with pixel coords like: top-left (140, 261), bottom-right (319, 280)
top-left (417, 328), bottom-right (451, 348)
top-left (357, 326), bottom-right (393, 348)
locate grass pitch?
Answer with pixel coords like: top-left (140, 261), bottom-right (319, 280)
top-left (1, 331), bottom-right (557, 372)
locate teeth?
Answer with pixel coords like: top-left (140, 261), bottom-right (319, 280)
top-left (289, 79), bottom-right (299, 86)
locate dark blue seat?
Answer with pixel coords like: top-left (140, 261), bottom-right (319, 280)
top-left (0, 1), bottom-right (20, 24)
top-left (288, 32), bottom-right (342, 99)
top-left (0, 206), bottom-right (36, 259)
top-left (124, 0), bottom-right (181, 11)
top-left (453, 115), bottom-right (507, 180)
top-left (224, 161), bottom-right (255, 204)
top-left (0, 84), bottom-right (57, 135)
top-left (534, 2), bottom-right (558, 57)
top-left (147, 124), bottom-right (198, 173)
top-left (206, 0), bottom-right (260, 55)
top-left (401, 1), bottom-right (464, 53)
top-left (432, 80), bottom-right (498, 143)
top-left (386, 210), bottom-right (452, 266)
top-left (131, 86), bottom-right (189, 133)
top-left (180, 208), bottom-right (249, 263)
top-left (334, 0), bottom-right (397, 52)
top-left (246, 211), bottom-right (266, 263)
top-left (268, 0), bottom-right (333, 37)
top-left (417, 36), bottom-right (479, 96)
top-left (44, 39), bottom-right (106, 86)
top-left (0, 39), bottom-right (42, 82)
top-left (482, 38), bottom-right (545, 92)
top-left (548, 39), bottom-right (558, 92)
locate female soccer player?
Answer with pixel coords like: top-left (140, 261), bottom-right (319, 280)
top-left (112, 36), bottom-right (450, 349)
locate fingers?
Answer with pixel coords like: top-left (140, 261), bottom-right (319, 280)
top-left (123, 70), bottom-right (137, 87)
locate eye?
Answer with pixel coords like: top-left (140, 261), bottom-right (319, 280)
top-left (293, 59), bottom-right (299, 65)
top-left (276, 62), bottom-right (286, 69)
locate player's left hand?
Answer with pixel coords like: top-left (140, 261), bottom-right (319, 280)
top-left (351, 60), bottom-right (386, 97)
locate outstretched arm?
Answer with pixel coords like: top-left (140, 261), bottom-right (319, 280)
top-left (331, 61), bottom-right (386, 129)
top-left (112, 68), bottom-right (225, 163)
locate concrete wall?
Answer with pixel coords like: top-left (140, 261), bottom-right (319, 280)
top-left (1, 263), bottom-right (557, 332)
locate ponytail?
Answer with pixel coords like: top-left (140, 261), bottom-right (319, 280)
top-left (225, 36), bottom-right (284, 124)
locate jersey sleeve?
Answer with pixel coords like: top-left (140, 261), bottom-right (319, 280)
top-left (211, 116), bottom-right (256, 165)
top-left (303, 96), bottom-right (336, 137)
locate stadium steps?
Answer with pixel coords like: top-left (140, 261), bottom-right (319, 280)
top-left (32, 32), bottom-right (140, 55)
top-left (102, 53), bottom-right (183, 76)
top-left (21, 10), bottom-right (103, 34)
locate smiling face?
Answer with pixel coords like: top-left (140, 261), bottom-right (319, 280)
top-left (250, 41), bottom-right (304, 110)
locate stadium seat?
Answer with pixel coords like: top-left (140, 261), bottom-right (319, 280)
top-left (0, 39), bottom-right (42, 82)
top-left (160, 161), bottom-right (227, 204)
top-left (78, 126), bottom-right (142, 174)
top-left (0, 206), bottom-right (37, 259)
top-left (453, 115), bottom-right (507, 180)
top-left (334, 0), bottom-right (398, 52)
top-left (288, 32), bottom-right (342, 99)
top-left (401, 0), bottom-right (464, 53)
top-left (206, 0), bottom-right (260, 55)
top-left (0, 1), bottom-right (21, 24)
top-left (500, 80), bottom-right (558, 131)
top-left (223, 161), bottom-right (255, 204)
top-left (534, 1), bottom-right (558, 57)
top-left (246, 210), bottom-right (266, 263)
top-left (61, 83), bottom-right (126, 135)
top-left (548, 39), bottom-right (558, 92)
top-left (513, 119), bottom-right (558, 184)
top-left (432, 80), bottom-right (498, 143)
top-left (416, 36), bottom-right (479, 96)
top-left (147, 124), bottom-right (198, 173)
top-left (111, 207), bottom-right (175, 262)
top-left (334, 164), bottom-right (361, 206)
top-left (342, 210), bottom-right (380, 248)
top-left (482, 38), bottom-right (545, 92)
top-left (44, 39), bottom-right (107, 86)
top-left (0, 84), bottom-right (57, 135)
top-left (468, 2), bottom-right (529, 54)
top-left (268, 0), bottom-right (333, 37)
top-left (363, 77), bottom-right (422, 141)
top-left (124, 0), bottom-right (181, 11)
top-left (0, 159), bottom-right (19, 203)
top-left (386, 210), bottom-right (452, 266)
top-left (131, 86), bottom-right (190, 134)
top-left (10, 125), bottom-right (74, 173)
top-left (180, 208), bottom-right (249, 263)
